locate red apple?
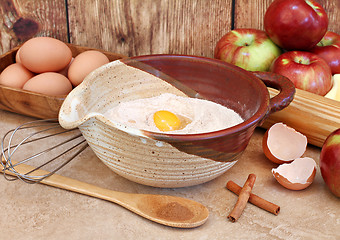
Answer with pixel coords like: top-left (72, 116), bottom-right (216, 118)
top-left (214, 28), bottom-right (281, 71)
top-left (264, 0), bottom-right (328, 50)
top-left (310, 31), bottom-right (340, 74)
top-left (320, 128), bottom-right (340, 198)
top-left (270, 51), bottom-right (332, 96)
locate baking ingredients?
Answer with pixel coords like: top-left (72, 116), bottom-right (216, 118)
top-left (270, 51), bottom-right (332, 96)
top-left (58, 58), bottom-right (74, 77)
top-left (214, 28), bottom-right (281, 71)
top-left (0, 63), bottom-right (34, 88)
top-left (19, 37), bottom-right (72, 73)
top-left (227, 174), bottom-right (256, 222)
top-left (320, 128), bottom-right (340, 197)
top-left (7, 38), bottom-right (111, 95)
top-left (310, 31), bottom-right (340, 74)
top-left (23, 72), bottom-right (72, 96)
top-left (264, 0), bottom-right (328, 50)
top-left (272, 157), bottom-right (317, 190)
top-left (263, 123), bottom-right (307, 164)
top-left (153, 110), bottom-right (183, 131)
top-left (226, 180), bottom-right (280, 215)
top-left (104, 93), bottom-right (244, 134)
top-left (68, 50), bottom-right (110, 87)
top-left (325, 74), bottom-right (340, 101)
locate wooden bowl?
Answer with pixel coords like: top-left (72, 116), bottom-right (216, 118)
top-left (59, 55), bottom-right (295, 188)
top-left (0, 43), bottom-right (125, 119)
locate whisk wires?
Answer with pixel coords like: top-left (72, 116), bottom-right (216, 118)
top-left (1, 119), bottom-right (88, 183)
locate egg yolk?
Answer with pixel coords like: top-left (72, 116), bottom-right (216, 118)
top-left (153, 110), bottom-right (181, 131)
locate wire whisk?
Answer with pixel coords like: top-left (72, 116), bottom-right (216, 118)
top-left (1, 119), bottom-right (88, 183)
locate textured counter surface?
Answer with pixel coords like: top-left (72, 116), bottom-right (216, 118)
top-left (0, 110), bottom-right (339, 240)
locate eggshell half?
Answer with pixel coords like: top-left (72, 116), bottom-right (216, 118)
top-left (68, 50), bottom-right (110, 87)
top-left (272, 157), bottom-right (317, 190)
top-left (0, 63), bottom-right (34, 88)
top-left (23, 72), bottom-right (72, 96)
top-left (263, 122), bottom-right (307, 164)
top-left (19, 37), bottom-right (72, 73)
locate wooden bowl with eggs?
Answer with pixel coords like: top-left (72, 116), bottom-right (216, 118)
top-left (0, 43), bottom-right (125, 119)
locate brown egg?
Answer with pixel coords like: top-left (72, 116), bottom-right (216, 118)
top-left (15, 48), bottom-right (22, 63)
top-left (0, 63), bottom-right (34, 88)
top-left (23, 72), bottom-right (73, 96)
top-left (68, 50), bottom-right (109, 87)
top-left (58, 58), bottom-right (74, 77)
top-left (19, 37), bottom-right (72, 73)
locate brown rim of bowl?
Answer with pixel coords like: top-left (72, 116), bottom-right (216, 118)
top-left (122, 54), bottom-right (270, 142)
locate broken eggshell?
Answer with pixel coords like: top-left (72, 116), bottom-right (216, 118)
top-left (272, 157), bottom-right (317, 190)
top-left (263, 122), bottom-right (308, 164)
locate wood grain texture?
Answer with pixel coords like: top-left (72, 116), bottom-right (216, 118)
top-left (263, 88), bottom-right (340, 147)
top-left (0, 0), bottom-right (68, 54)
top-left (67, 0), bottom-right (233, 57)
top-left (0, 44), bottom-right (125, 119)
top-left (0, 0), bottom-right (339, 146)
top-left (0, 0), bottom-right (338, 56)
top-left (319, 0), bottom-right (340, 33)
top-left (234, 0), bottom-right (340, 32)
top-left (1, 161), bottom-right (209, 228)
top-left (234, 0), bottom-right (273, 29)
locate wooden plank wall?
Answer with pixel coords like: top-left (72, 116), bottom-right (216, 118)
top-left (1, 0), bottom-right (339, 58)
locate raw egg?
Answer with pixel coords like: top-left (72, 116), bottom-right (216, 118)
top-left (0, 63), bottom-right (34, 88)
top-left (263, 123), bottom-right (307, 164)
top-left (68, 50), bottom-right (110, 87)
top-left (105, 93), bottom-right (243, 134)
top-left (23, 72), bottom-right (73, 96)
top-left (272, 157), bottom-right (317, 190)
top-left (153, 110), bottom-right (182, 131)
top-left (19, 37), bottom-right (72, 73)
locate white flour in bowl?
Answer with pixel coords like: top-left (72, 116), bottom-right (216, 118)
top-left (104, 93), bottom-right (243, 134)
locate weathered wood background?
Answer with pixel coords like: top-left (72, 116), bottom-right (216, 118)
top-left (1, 0), bottom-right (339, 57)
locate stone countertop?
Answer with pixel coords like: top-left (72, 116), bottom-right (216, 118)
top-left (0, 110), bottom-right (339, 240)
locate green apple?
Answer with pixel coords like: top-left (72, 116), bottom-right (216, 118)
top-left (214, 28), bottom-right (282, 71)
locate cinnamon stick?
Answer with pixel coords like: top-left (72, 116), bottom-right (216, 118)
top-left (226, 180), bottom-right (280, 216)
top-left (227, 174), bottom-right (256, 222)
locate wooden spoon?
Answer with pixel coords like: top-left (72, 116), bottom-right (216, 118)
top-left (2, 161), bottom-right (209, 228)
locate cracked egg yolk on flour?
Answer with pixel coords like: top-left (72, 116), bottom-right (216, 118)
top-left (104, 93), bottom-right (243, 134)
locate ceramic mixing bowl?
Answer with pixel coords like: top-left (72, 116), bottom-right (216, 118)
top-left (59, 55), bottom-right (295, 188)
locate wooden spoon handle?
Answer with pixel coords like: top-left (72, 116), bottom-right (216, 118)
top-left (1, 161), bottom-right (209, 228)
top-left (2, 160), bottom-right (134, 205)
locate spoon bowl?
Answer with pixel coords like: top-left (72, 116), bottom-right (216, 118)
top-left (1, 160), bottom-right (209, 228)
